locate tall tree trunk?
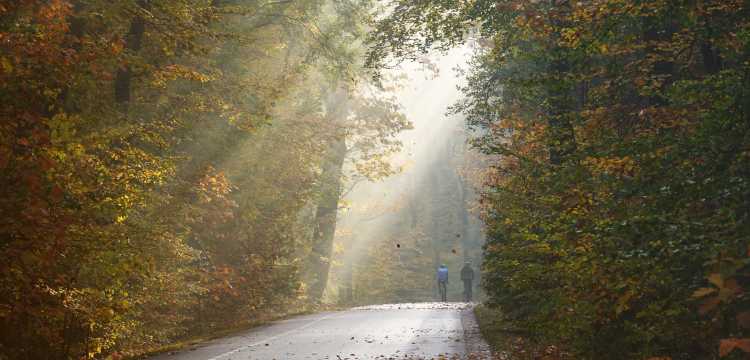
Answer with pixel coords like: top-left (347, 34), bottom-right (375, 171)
top-left (427, 164), bottom-right (444, 298)
top-left (339, 257), bottom-right (354, 304)
top-left (642, 7), bottom-right (676, 107)
top-left (307, 89), bottom-right (349, 303)
top-left (115, 1), bottom-right (147, 108)
top-left (307, 137), bottom-right (346, 302)
top-left (456, 175), bottom-right (470, 261)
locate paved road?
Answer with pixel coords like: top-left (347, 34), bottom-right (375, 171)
top-left (149, 302), bottom-right (490, 360)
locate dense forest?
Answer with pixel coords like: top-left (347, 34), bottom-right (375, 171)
top-left (3, 0), bottom-right (750, 359)
top-left (0, 0), bottom-right (411, 358)
top-left (367, 0), bottom-right (750, 359)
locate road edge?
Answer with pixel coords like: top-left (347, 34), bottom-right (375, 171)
top-left (130, 309), bottom-right (327, 359)
top-left (461, 305), bottom-right (493, 358)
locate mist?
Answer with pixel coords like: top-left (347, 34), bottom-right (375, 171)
top-left (327, 46), bottom-right (486, 305)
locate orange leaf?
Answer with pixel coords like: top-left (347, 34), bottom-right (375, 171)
top-left (719, 338), bottom-right (750, 357)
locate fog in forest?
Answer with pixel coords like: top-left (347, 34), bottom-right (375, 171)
top-left (328, 46), bottom-right (486, 304)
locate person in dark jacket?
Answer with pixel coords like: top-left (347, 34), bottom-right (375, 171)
top-left (460, 262), bottom-right (475, 302)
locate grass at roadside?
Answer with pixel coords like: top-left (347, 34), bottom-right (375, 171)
top-left (473, 304), bottom-right (511, 357)
top-left (473, 305), bottom-right (570, 360)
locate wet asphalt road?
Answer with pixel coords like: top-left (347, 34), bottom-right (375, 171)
top-left (149, 302), bottom-right (488, 360)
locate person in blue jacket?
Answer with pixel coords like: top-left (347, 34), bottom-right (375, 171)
top-left (437, 264), bottom-right (449, 301)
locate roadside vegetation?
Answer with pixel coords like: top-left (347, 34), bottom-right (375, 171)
top-left (368, 0), bottom-right (750, 359)
top-left (474, 305), bottom-right (566, 360)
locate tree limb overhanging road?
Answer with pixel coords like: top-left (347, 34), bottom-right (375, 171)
top-left (149, 303), bottom-right (491, 360)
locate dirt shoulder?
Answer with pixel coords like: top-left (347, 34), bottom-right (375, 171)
top-left (461, 304), bottom-right (494, 359)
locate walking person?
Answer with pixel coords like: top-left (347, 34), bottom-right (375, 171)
top-left (461, 261), bottom-right (474, 302)
top-left (437, 264), bottom-right (449, 302)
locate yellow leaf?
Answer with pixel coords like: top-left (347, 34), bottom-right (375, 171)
top-left (692, 287), bottom-right (716, 298)
top-left (0, 57), bottom-right (12, 73)
top-left (616, 291), bottom-right (634, 315)
top-left (708, 273), bottom-right (723, 288)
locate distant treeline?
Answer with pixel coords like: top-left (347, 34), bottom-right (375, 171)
top-left (368, 0), bottom-right (750, 358)
top-left (0, 1), bottom-right (408, 358)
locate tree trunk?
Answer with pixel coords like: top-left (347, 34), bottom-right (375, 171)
top-left (307, 137), bottom-right (346, 302)
top-left (456, 175), bottom-right (470, 261)
top-left (427, 165), bottom-right (444, 298)
top-left (339, 258), bottom-right (354, 304)
top-left (307, 89), bottom-right (349, 303)
top-left (114, 1), bottom-right (147, 107)
top-left (642, 9), bottom-right (676, 107)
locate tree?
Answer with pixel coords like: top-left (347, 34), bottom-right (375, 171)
top-left (367, 0), bottom-right (750, 358)
top-left (0, 0), bottom-right (411, 357)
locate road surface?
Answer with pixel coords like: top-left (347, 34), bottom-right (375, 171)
top-left (149, 302), bottom-right (490, 360)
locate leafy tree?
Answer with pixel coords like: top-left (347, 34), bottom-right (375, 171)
top-left (0, 0), bottom-right (410, 358)
top-left (368, 0), bottom-right (750, 358)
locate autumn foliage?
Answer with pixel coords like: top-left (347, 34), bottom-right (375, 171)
top-left (369, 0), bottom-right (750, 358)
top-left (0, 0), bottom-right (408, 358)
